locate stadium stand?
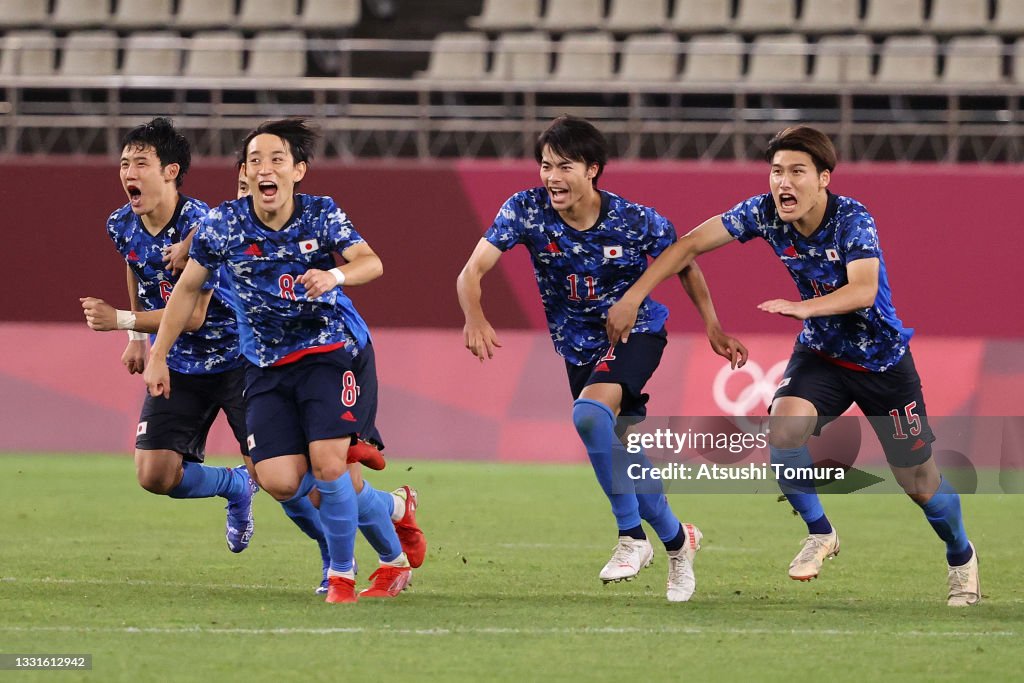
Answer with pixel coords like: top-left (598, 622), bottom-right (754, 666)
top-left (797, 0), bottom-right (861, 35)
top-left (183, 30), bottom-right (245, 78)
top-left (59, 30), bottom-right (119, 77)
top-left (680, 33), bottom-right (744, 83)
top-left (811, 34), bottom-right (873, 83)
top-left (248, 31), bottom-right (307, 78)
top-left (122, 31), bottom-right (182, 77)
top-left (0, 0), bottom-right (48, 28)
top-left (994, 0), bottom-right (1024, 34)
top-left (617, 32), bottom-right (679, 82)
top-left (942, 35), bottom-right (1004, 84)
top-left (746, 34), bottom-right (807, 83)
top-left (416, 32), bottom-right (488, 80)
top-left (489, 31), bottom-right (551, 81)
top-left (468, 0), bottom-right (542, 31)
top-left (237, 0), bottom-right (299, 31)
top-left (733, 0), bottom-right (796, 34)
top-left (174, 0), bottom-right (235, 30)
top-left (298, 0), bottom-right (361, 31)
top-left (605, 0), bottom-right (668, 33)
top-left (927, 0), bottom-right (990, 35)
top-left (111, 0), bottom-right (174, 30)
top-left (541, 0), bottom-right (605, 32)
top-left (669, 0), bottom-right (733, 33)
top-left (551, 31), bottom-right (615, 81)
top-left (876, 35), bottom-right (938, 83)
top-left (0, 29), bottom-right (55, 75)
top-left (861, 0), bottom-right (925, 35)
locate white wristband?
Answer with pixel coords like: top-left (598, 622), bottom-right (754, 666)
top-left (329, 267), bottom-right (346, 286)
top-left (115, 309), bottom-right (137, 330)
top-left (127, 330), bottom-right (148, 342)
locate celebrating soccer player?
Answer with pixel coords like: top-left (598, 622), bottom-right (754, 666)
top-left (457, 115), bottom-right (747, 602)
top-left (80, 117), bottom-right (258, 554)
top-left (606, 125), bottom-right (980, 606)
top-left (144, 118), bottom-right (424, 604)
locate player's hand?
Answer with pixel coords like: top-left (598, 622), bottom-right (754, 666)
top-left (606, 298), bottom-right (640, 344)
top-left (463, 318), bottom-right (502, 361)
top-left (757, 298), bottom-right (811, 320)
top-left (143, 355), bottom-right (171, 398)
top-left (122, 340), bottom-right (147, 374)
top-left (79, 297), bottom-right (118, 331)
top-left (707, 326), bottom-right (749, 369)
top-left (296, 269), bottom-right (336, 299)
top-left (162, 242), bottom-right (190, 276)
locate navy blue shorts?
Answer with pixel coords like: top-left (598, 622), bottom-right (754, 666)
top-left (773, 344), bottom-right (935, 467)
top-left (136, 367), bottom-right (249, 463)
top-left (244, 344), bottom-right (382, 463)
top-left (566, 330), bottom-right (667, 418)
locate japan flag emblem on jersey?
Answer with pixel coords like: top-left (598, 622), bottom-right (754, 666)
top-left (825, 248), bottom-right (840, 262)
top-left (603, 245), bottom-right (623, 259)
top-left (299, 239), bottom-right (319, 253)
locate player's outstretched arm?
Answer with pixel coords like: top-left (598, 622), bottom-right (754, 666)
top-left (758, 257), bottom-right (879, 320)
top-left (606, 216), bottom-right (734, 343)
top-left (677, 261), bottom-right (748, 369)
top-left (144, 259), bottom-right (211, 398)
top-left (456, 239), bottom-right (504, 362)
top-left (298, 242), bottom-right (383, 298)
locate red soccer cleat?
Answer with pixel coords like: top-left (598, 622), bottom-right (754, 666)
top-left (358, 566), bottom-right (413, 598)
top-left (347, 440), bottom-right (386, 471)
top-left (325, 575), bottom-right (358, 604)
top-left (393, 485), bottom-right (426, 568)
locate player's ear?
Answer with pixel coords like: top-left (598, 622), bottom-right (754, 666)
top-left (293, 160), bottom-right (308, 183)
top-left (819, 169), bottom-right (831, 189)
top-left (163, 162), bottom-right (180, 184)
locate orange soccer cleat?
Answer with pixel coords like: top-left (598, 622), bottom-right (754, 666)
top-left (393, 485), bottom-right (426, 568)
top-left (359, 566), bottom-right (413, 598)
top-left (325, 575), bottom-right (358, 604)
top-left (347, 440), bottom-right (386, 470)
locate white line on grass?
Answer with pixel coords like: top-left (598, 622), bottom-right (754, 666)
top-left (2, 576), bottom-right (308, 591)
top-left (0, 625), bottom-right (1015, 638)
top-left (496, 543), bottom-right (758, 552)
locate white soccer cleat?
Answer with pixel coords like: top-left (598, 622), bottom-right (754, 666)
top-left (947, 542), bottom-right (981, 607)
top-left (666, 523), bottom-right (702, 602)
top-left (788, 530), bottom-right (840, 581)
top-left (599, 537), bottom-right (654, 583)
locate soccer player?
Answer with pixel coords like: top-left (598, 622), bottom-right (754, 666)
top-left (80, 117), bottom-right (257, 554)
top-left (606, 125), bottom-right (980, 606)
top-left (457, 115), bottom-right (747, 603)
top-left (144, 118), bottom-right (424, 604)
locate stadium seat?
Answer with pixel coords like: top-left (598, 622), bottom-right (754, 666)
top-left (1014, 38), bottom-right (1024, 82)
top-left (468, 0), bottom-right (542, 31)
top-left (298, 0), bottom-right (361, 30)
top-left (111, 0), bottom-right (174, 29)
top-left (416, 32), bottom-right (488, 80)
top-left (876, 35), bottom-right (937, 83)
top-left (542, 0), bottom-right (605, 32)
top-left (0, 0), bottom-right (48, 28)
top-left (248, 31), bottom-right (307, 78)
top-left (50, 0), bottom-right (110, 29)
top-left (994, 0), bottom-right (1024, 35)
top-left (812, 35), bottom-right (873, 84)
top-left (670, 0), bottom-right (732, 33)
top-left (618, 33), bottom-right (679, 82)
top-left (0, 30), bottom-right (56, 75)
top-left (184, 31), bottom-right (245, 78)
top-left (927, 0), bottom-right (989, 35)
top-left (862, 0), bottom-right (925, 35)
top-left (552, 32), bottom-right (615, 82)
top-left (122, 31), bottom-right (181, 76)
top-left (174, 0), bottom-right (235, 30)
top-left (238, 0), bottom-right (299, 30)
top-left (680, 34), bottom-right (743, 83)
top-left (489, 31), bottom-right (551, 81)
top-left (60, 30), bottom-right (118, 76)
top-left (797, 0), bottom-right (861, 35)
top-left (733, 0), bottom-right (796, 34)
top-left (606, 0), bottom-right (668, 33)
top-left (942, 35), bottom-right (1003, 84)
top-left (746, 34), bottom-right (807, 83)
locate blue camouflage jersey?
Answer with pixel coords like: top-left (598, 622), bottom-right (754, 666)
top-left (189, 194), bottom-right (371, 368)
top-left (485, 188), bottom-right (674, 366)
top-left (721, 191), bottom-right (912, 372)
top-left (106, 195), bottom-right (243, 375)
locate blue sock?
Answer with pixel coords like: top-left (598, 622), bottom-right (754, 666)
top-left (315, 472), bottom-right (358, 574)
top-left (770, 445), bottom-right (832, 534)
top-left (280, 495), bottom-right (326, 546)
top-left (356, 480), bottom-right (402, 563)
top-left (919, 477), bottom-right (972, 566)
top-left (168, 461), bottom-right (245, 499)
top-left (633, 450), bottom-right (685, 544)
top-left (573, 398), bottom-right (642, 531)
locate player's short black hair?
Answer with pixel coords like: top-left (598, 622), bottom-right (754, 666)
top-left (241, 117), bottom-right (317, 166)
top-left (534, 115), bottom-right (609, 186)
top-left (765, 126), bottom-right (838, 174)
top-left (121, 117), bottom-right (191, 187)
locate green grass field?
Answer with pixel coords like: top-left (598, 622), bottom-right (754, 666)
top-left (2, 454), bottom-right (1021, 682)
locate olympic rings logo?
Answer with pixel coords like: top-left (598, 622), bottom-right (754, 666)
top-left (712, 359), bottom-right (789, 416)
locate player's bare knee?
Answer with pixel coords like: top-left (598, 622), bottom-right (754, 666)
top-left (134, 450), bottom-right (178, 494)
top-left (260, 478), bottom-right (299, 502)
top-left (768, 419), bottom-right (812, 450)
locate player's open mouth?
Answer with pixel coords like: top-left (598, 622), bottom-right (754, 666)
top-left (127, 185), bottom-right (142, 205)
top-left (548, 187), bottom-right (568, 200)
top-left (779, 193), bottom-right (798, 209)
top-left (258, 181), bottom-right (278, 199)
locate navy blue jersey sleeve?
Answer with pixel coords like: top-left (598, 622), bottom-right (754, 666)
top-left (319, 197), bottom-right (366, 254)
top-left (483, 194), bottom-right (526, 252)
top-left (720, 194), bottom-right (772, 244)
top-left (839, 208), bottom-right (881, 264)
top-left (644, 207), bottom-right (677, 258)
top-left (189, 208), bottom-right (228, 273)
